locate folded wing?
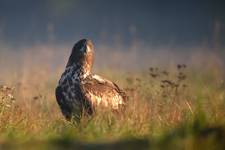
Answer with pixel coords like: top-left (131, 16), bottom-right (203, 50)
top-left (81, 74), bottom-right (127, 110)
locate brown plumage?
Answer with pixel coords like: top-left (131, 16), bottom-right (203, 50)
top-left (55, 39), bottom-right (127, 122)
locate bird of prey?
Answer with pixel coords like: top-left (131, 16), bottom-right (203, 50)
top-left (55, 39), bottom-right (127, 122)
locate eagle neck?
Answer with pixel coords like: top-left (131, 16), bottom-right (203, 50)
top-left (71, 63), bottom-right (91, 81)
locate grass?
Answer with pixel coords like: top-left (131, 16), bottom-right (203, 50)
top-left (0, 59), bottom-right (225, 149)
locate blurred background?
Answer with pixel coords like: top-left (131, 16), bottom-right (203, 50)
top-left (1, 1), bottom-right (225, 148)
top-left (0, 0), bottom-right (225, 78)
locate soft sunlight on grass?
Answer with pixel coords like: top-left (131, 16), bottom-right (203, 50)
top-left (0, 47), bottom-right (225, 149)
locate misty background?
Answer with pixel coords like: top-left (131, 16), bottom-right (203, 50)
top-left (0, 0), bottom-right (225, 77)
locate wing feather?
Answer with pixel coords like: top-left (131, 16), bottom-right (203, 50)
top-left (55, 86), bottom-right (72, 120)
top-left (56, 84), bottom-right (93, 121)
top-left (81, 75), bottom-right (127, 109)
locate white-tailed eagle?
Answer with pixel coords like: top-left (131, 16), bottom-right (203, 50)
top-left (55, 39), bottom-right (127, 121)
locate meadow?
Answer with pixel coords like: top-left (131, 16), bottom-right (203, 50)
top-left (0, 45), bottom-right (225, 149)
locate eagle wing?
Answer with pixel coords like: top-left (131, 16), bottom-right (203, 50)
top-left (55, 85), bottom-right (73, 120)
top-left (81, 74), bottom-right (127, 110)
top-left (55, 83), bottom-right (90, 121)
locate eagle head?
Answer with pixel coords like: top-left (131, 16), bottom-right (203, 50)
top-left (66, 39), bottom-right (94, 78)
